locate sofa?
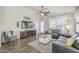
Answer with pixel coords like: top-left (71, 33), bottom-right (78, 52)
top-left (52, 42), bottom-right (79, 53)
top-left (52, 32), bottom-right (79, 53)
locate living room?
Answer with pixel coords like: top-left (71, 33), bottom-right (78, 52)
top-left (0, 6), bottom-right (79, 53)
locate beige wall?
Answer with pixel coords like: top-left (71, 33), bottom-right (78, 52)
top-left (0, 7), bottom-right (37, 46)
top-left (3, 7), bottom-right (36, 31)
top-left (0, 7), bottom-right (4, 45)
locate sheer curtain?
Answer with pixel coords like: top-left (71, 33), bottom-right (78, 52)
top-left (75, 8), bottom-right (79, 32)
top-left (49, 15), bottom-right (67, 33)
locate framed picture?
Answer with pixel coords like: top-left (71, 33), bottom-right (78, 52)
top-left (17, 22), bottom-right (19, 28)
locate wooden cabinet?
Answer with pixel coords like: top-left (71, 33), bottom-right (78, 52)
top-left (20, 30), bottom-right (36, 39)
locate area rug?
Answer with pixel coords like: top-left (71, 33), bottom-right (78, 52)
top-left (28, 39), bottom-right (53, 53)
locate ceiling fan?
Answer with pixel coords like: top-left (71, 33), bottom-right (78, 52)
top-left (39, 6), bottom-right (50, 16)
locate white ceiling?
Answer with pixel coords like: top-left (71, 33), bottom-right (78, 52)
top-left (26, 6), bottom-right (76, 16)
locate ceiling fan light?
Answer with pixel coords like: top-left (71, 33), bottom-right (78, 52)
top-left (40, 13), bottom-right (45, 16)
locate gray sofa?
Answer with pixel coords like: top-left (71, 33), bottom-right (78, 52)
top-left (52, 32), bottom-right (79, 53)
top-left (52, 32), bottom-right (71, 39)
top-left (52, 43), bottom-right (79, 53)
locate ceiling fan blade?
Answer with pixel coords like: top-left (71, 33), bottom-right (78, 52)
top-left (46, 12), bottom-right (50, 13)
top-left (44, 12), bottom-right (50, 15)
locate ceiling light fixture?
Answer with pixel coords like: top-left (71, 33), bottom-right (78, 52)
top-left (39, 6), bottom-right (50, 16)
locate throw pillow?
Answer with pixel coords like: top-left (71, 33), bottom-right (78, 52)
top-left (72, 32), bottom-right (79, 38)
top-left (72, 40), bottom-right (79, 50)
top-left (65, 37), bottom-right (75, 46)
top-left (75, 36), bottom-right (79, 43)
top-left (69, 32), bottom-right (75, 36)
top-left (58, 36), bottom-right (67, 42)
top-left (48, 29), bottom-right (52, 33)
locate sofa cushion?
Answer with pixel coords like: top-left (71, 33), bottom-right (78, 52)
top-left (52, 33), bottom-right (60, 39)
top-left (59, 33), bottom-right (71, 38)
top-left (65, 37), bottom-right (75, 46)
top-left (58, 36), bottom-right (67, 43)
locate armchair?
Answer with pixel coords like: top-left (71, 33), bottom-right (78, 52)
top-left (2, 32), bottom-right (11, 44)
top-left (1, 31), bottom-right (17, 46)
top-left (9, 31), bottom-right (17, 45)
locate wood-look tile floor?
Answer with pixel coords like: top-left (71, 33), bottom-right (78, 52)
top-left (0, 36), bottom-right (40, 53)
